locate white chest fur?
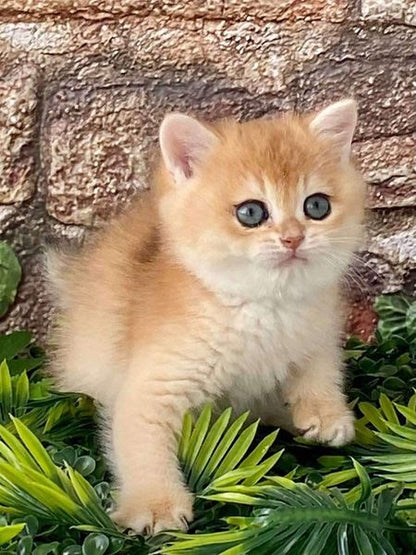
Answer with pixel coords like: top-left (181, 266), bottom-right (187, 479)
top-left (214, 296), bottom-right (326, 412)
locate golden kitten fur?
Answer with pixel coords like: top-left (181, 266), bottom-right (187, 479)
top-left (48, 99), bottom-right (365, 534)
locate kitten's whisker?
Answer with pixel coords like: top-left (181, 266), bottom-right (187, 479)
top-left (323, 251), bottom-right (369, 294)
top-left (319, 256), bottom-right (360, 294)
top-left (348, 254), bottom-right (385, 279)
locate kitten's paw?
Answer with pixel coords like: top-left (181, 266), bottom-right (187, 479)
top-left (112, 483), bottom-right (193, 535)
top-left (293, 400), bottom-right (355, 447)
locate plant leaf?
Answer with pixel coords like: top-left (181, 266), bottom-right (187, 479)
top-left (0, 523), bottom-right (25, 546)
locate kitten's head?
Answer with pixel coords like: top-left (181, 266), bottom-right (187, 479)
top-left (157, 100), bottom-right (366, 299)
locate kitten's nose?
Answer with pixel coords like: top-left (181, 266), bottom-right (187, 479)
top-left (280, 235), bottom-right (304, 251)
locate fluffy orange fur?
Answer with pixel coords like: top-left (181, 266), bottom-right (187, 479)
top-left (47, 100), bottom-right (366, 534)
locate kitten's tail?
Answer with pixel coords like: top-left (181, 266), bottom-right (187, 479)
top-left (44, 242), bottom-right (78, 310)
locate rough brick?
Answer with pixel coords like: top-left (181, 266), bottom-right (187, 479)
top-left (354, 135), bottom-right (416, 209)
top-left (366, 208), bottom-right (416, 289)
top-left (0, 0), bottom-right (350, 23)
top-left (0, 18), bottom-right (342, 94)
top-left (361, 0), bottom-right (416, 26)
top-left (43, 88), bottom-right (149, 226)
top-left (0, 63), bottom-right (38, 203)
top-left (296, 59), bottom-right (416, 140)
top-left (342, 208), bottom-right (416, 318)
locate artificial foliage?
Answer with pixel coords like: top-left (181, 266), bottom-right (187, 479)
top-left (0, 241), bottom-right (415, 554)
top-left (0, 242), bottom-right (21, 319)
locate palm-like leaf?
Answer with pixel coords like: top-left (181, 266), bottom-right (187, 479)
top-left (175, 406), bottom-right (282, 535)
top-left (355, 392), bottom-right (416, 488)
top-left (164, 461), bottom-right (411, 554)
top-left (312, 392), bottom-right (416, 513)
top-left (0, 417), bottom-right (118, 534)
top-left (0, 359), bottom-right (94, 443)
top-left (179, 405), bottom-right (282, 496)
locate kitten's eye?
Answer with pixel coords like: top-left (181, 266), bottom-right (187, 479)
top-left (236, 200), bottom-right (269, 228)
top-left (303, 194), bottom-right (331, 220)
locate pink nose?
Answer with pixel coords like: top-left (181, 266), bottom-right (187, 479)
top-left (280, 235), bottom-right (304, 251)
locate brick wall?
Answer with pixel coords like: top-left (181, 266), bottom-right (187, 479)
top-left (0, 0), bottom-right (415, 341)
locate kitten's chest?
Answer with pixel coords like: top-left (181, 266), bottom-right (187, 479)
top-left (215, 299), bottom-right (316, 396)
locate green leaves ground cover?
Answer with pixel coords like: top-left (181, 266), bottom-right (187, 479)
top-left (0, 270), bottom-right (415, 553)
top-left (346, 294), bottom-right (416, 404)
top-left (0, 242), bottom-right (21, 319)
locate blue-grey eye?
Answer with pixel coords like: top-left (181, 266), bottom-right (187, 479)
top-left (304, 194), bottom-right (331, 220)
top-left (236, 200), bottom-right (269, 228)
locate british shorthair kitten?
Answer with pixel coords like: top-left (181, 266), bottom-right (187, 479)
top-left (47, 99), bottom-right (365, 535)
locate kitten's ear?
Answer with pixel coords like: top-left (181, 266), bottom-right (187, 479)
top-left (159, 113), bottom-right (218, 183)
top-left (310, 99), bottom-right (357, 160)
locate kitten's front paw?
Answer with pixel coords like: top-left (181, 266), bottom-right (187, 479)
top-left (112, 483), bottom-right (193, 535)
top-left (292, 399), bottom-right (355, 447)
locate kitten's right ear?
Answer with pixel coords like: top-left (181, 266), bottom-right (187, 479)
top-left (159, 113), bottom-right (218, 184)
top-left (310, 99), bottom-right (357, 161)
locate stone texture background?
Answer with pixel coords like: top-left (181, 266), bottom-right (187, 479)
top-left (0, 0), bottom-right (415, 342)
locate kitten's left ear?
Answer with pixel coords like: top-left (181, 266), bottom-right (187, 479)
top-left (310, 99), bottom-right (357, 161)
top-left (159, 113), bottom-right (218, 184)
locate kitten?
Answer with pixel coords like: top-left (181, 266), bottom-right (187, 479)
top-left (47, 99), bottom-right (366, 535)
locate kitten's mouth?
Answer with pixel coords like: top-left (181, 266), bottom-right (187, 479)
top-left (263, 252), bottom-right (308, 269)
top-left (277, 253), bottom-right (307, 267)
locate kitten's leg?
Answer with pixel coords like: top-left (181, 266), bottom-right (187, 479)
top-left (283, 350), bottom-right (355, 446)
top-left (110, 374), bottom-right (205, 535)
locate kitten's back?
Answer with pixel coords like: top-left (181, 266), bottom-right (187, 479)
top-left (47, 192), bottom-right (161, 405)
